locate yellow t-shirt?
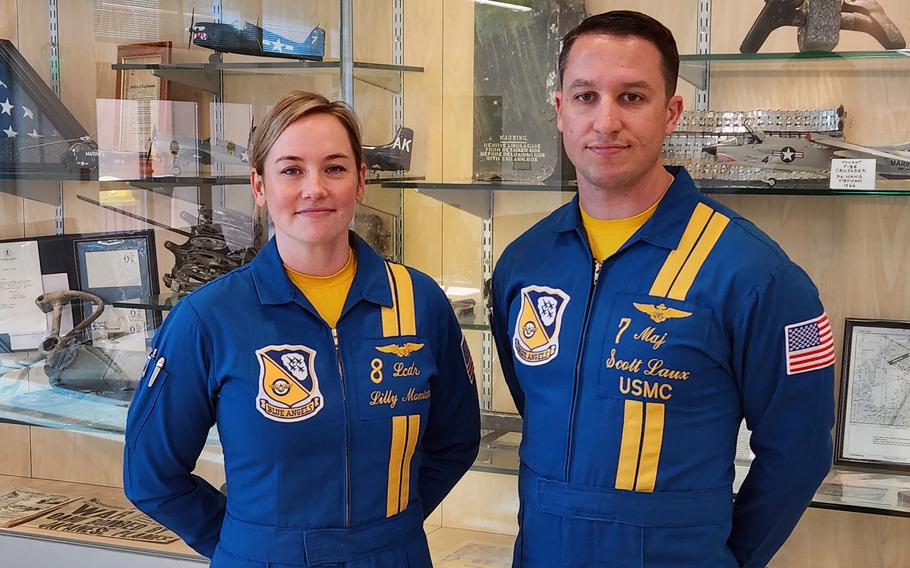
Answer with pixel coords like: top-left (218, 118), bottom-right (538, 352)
top-left (285, 250), bottom-right (357, 328)
top-left (580, 199), bottom-right (661, 261)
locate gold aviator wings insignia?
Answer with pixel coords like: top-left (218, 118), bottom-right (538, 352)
top-left (375, 342), bottom-right (425, 357)
top-left (633, 302), bottom-right (692, 323)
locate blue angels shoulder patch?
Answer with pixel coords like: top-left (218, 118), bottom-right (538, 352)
top-left (256, 345), bottom-right (324, 422)
top-left (512, 285), bottom-right (570, 366)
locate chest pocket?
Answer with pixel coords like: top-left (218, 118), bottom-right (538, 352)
top-left (349, 261), bottom-right (437, 424)
top-left (598, 292), bottom-right (716, 405)
top-left (349, 335), bottom-right (436, 420)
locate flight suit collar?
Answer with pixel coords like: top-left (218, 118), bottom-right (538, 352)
top-left (250, 232), bottom-right (394, 309)
top-left (551, 166), bottom-right (704, 252)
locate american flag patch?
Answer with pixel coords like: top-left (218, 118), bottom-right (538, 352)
top-left (461, 335), bottom-right (476, 384)
top-left (784, 313), bottom-right (835, 375)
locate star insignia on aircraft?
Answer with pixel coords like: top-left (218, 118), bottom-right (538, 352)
top-left (633, 302), bottom-right (693, 323)
top-left (375, 342), bottom-right (425, 357)
top-left (266, 38), bottom-right (291, 52)
top-left (773, 146), bottom-right (804, 163)
top-left (0, 98), bottom-right (13, 115)
top-left (3, 126), bottom-right (17, 138)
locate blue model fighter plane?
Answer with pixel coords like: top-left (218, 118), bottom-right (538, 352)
top-left (189, 10), bottom-right (325, 61)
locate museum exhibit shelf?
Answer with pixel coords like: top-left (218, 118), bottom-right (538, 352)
top-left (678, 48), bottom-right (910, 89)
top-left (381, 179), bottom-right (910, 218)
top-left (111, 61), bottom-right (424, 95)
top-left (472, 428), bottom-right (910, 519)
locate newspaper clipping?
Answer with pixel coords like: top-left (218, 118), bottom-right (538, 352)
top-left (23, 497), bottom-right (180, 544)
top-left (0, 489), bottom-right (81, 528)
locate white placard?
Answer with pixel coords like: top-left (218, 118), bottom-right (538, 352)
top-left (0, 241), bottom-right (46, 335)
top-left (91, 306), bottom-right (147, 351)
top-left (9, 274), bottom-right (76, 350)
top-left (85, 249), bottom-right (142, 288)
top-left (830, 158), bottom-right (876, 189)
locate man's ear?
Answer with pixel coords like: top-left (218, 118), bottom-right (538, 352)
top-left (665, 95), bottom-right (684, 135)
top-left (555, 90), bottom-right (564, 133)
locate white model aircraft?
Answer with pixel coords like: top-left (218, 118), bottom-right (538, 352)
top-left (702, 119), bottom-right (910, 185)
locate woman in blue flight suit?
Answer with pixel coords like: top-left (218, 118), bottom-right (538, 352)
top-left (124, 91), bottom-right (480, 567)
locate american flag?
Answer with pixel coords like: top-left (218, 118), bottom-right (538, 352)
top-left (0, 76), bottom-right (45, 141)
top-left (785, 313), bottom-right (835, 375)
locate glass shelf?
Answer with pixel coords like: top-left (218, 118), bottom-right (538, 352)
top-left (472, 423), bottom-right (910, 518)
top-left (111, 294), bottom-right (183, 312)
top-left (111, 61), bottom-right (424, 95)
top-left (680, 49), bottom-right (910, 63)
top-left (381, 179), bottom-right (910, 216)
top-left (382, 180), bottom-right (576, 192)
top-left (678, 49), bottom-right (910, 89)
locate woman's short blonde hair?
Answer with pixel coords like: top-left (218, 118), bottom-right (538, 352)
top-left (249, 90), bottom-right (364, 174)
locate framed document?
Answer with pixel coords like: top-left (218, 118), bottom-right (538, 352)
top-left (73, 231), bottom-right (159, 351)
top-left (115, 42), bottom-right (171, 156)
top-left (115, 41), bottom-right (170, 101)
top-left (836, 318), bottom-right (910, 471)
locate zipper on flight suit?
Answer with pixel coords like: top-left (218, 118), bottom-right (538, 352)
top-left (564, 258), bottom-right (603, 480)
top-left (331, 327), bottom-right (351, 528)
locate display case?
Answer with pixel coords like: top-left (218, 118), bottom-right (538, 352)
top-left (0, 0), bottom-right (424, 561)
top-left (2, 1), bottom-right (910, 566)
top-left (381, 1), bottom-right (910, 566)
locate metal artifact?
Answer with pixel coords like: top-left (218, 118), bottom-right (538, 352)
top-left (451, 298), bottom-right (477, 323)
top-left (35, 290), bottom-right (135, 401)
top-left (76, 194), bottom-right (263, 293)
top-left (353, 209), bottom-right (393, 259)
top-left (741, 0), bottom-right (906, 53)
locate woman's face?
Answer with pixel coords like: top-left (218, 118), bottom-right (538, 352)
top-left (252, 113), bottom-right (365, 252)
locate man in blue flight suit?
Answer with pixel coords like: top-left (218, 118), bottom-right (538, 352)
top-left (490, 11), bottom-right (835, 568)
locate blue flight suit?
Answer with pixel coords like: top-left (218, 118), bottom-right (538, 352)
top-left (124, 233), bottom-right (480, 567)
top-left (491, 167), bottom-right (834, 567)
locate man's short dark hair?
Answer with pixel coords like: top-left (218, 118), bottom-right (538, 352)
top-left (558, 10), bottom-right (679, 98)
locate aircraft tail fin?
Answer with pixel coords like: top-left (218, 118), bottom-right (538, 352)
top-left (389, 127), bottom-right (413, 170)
top-left (364, 127), bottom-right (414, 171)
top-left (305, 26), bottom-right (327, 53)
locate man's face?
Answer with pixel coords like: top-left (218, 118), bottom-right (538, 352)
top-left (556, 33), bottom-right (682, 194)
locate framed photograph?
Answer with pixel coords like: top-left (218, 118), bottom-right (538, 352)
top-left (836, 318), bottom-right (910, 472)
top-left (115, 41), bottom-right (171, 101)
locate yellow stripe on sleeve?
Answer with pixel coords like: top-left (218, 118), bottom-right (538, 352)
top-left (386, 415), bottom-right (408, 517)
top-left (634, 402), bottom-right (666, 493)
top-left (399, 415), bottom-right (421, 512)
top-left (615, 399), bottom-right (644, 491)
top-left (388, 263), bottom-right (416, 336)
top-left (381, 262), bottom-right (400, 337)
top-left (649, 203), bottom-right (713, 297)
top-left (666, 212), bottom-right (729, 301)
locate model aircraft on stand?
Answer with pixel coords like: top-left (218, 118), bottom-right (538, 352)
top-left (188, 8), bottom-right (326, 62)
top-left (702, 119), bottom-right (910, 186)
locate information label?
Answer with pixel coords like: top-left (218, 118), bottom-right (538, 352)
top-left (830, 158), bottom-right (876, 189)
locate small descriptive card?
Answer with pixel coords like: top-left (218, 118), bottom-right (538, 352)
top-left (830, 159), bottom-right (876, 189)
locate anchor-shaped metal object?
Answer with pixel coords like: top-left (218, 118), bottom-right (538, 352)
top-left (741, 0), bottom-right (906, 53)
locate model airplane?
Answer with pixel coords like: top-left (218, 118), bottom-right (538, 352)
top-left (189, 9), bottom-right (325, 61)
top-left (702, 119), bottom-right (910, 185)
top-left (161, 125), bottom-right (414, 175)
